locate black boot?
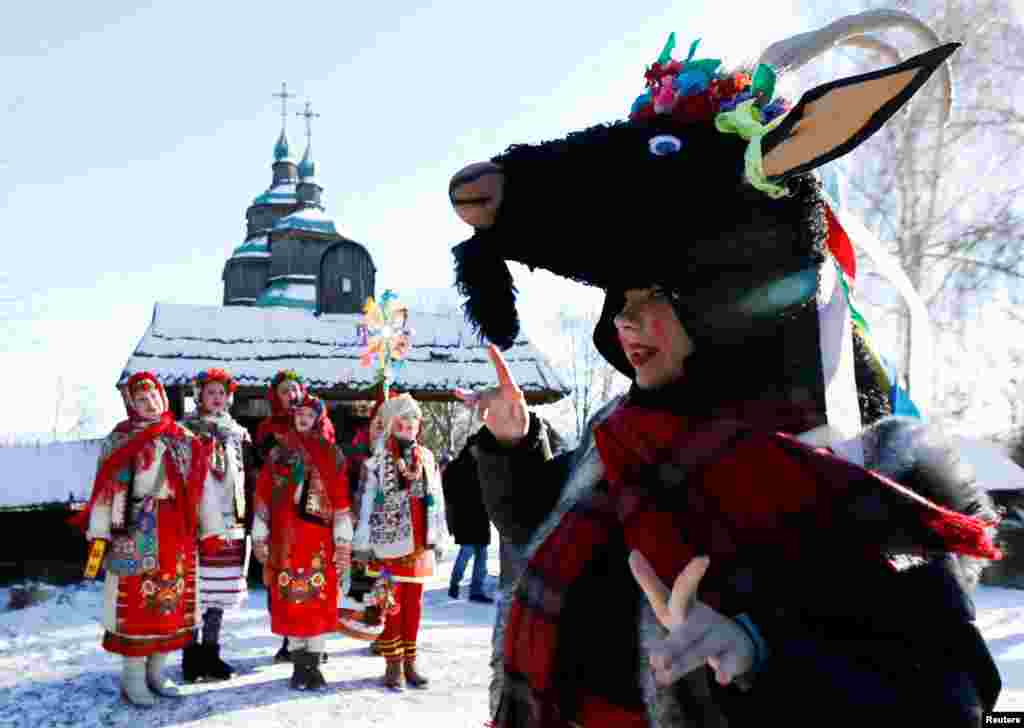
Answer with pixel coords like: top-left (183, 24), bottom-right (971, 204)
top-left (289, 649), bottom-right (311, 690)
top-left (274, 637), bottom-right (292, 664)
top-left (182, 640), bottom-right (204, 683)
top-left (204, 643), bottom-right (235, 681)
top-left (289, 649), bottom-right (326, 690)
top-left (307, 653), bottom-right (328, 690)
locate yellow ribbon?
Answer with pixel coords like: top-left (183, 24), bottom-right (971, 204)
top-left (714, 99), bottom-right (789, 199)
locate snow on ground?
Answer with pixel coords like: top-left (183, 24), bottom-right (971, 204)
top-left (5, 555), bottom-right (1024, 726)
top-left (0, 555), bottom-right (499, 728)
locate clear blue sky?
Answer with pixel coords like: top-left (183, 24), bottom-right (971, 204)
top-left (1, 0), bottom-right (805, 438)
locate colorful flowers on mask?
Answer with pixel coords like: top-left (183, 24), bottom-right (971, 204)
top-left (629, 34), bottom-right (792, 127)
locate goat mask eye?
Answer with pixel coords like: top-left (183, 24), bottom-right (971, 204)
top-left (648, 134), bottom-right (683, 157)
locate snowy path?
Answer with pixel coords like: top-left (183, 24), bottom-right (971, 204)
top-left (0, 557), bottom-right (497, 728)
top-left (4, 566), bottom-right (1024, 726)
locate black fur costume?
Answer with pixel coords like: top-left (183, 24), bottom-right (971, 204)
top-left (449, 16), bottom-right (1002, 727)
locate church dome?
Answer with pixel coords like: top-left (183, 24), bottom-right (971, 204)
top-left (274, 129), bottom-right (294, 162)
top-left (298, 142), bottom-right (317, 181)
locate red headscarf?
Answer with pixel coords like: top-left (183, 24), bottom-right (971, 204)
top-left (256, 372), bottom-right (335, 446)
top-left (69, 372), bottom-right (211, 537)
top-left (255, 370), bottom-right (335, 445)
top-left (276, 394), bottom-right (350, 511)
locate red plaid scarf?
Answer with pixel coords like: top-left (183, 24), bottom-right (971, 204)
top-left (497, 400), bottom-right (1000, 727)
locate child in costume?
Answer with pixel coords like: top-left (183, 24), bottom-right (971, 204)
top-left (72, 372), bottom-right (226, 707)
top-left (448, 12), bottom-right (1002, 727)
top-left (180, 368), bottom-right (251, 682)
top-left (343, 396), bottom-right (390, 655)
top-left (251, 369), bottom-right (336, 663)
top-left (252, 394), bottom-right (353, 690)
top-left (353, 393), bottom-right (445, 689)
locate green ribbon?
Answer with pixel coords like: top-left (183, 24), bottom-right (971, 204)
top-left (684, 37), bottom-right (701, 63)
top-left (752, 63), bottom-right (776, 101)
top-left (656, 32), bottom-right (677, 65)
top-left (838, 268), bottom-right (869, 333)
top-left (714, 99), bottom-right (789, 199)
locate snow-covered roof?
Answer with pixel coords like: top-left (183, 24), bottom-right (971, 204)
top-left (252, 183), bottom-right (297, 207)
top-left (119, 303), bottom-right (570, 403)
top-left (230, 236), bottom-right (270, 259)
top-left (255, 280), bottom-right (317, 310)
top-left (274, 206), bottom-right (337, 236)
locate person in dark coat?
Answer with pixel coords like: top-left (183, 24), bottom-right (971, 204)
top-left (447, 14), bottom-right (1002, 727)
top-left (442, 432), bottom-right (494, 603)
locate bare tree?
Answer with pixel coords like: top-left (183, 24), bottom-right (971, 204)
top-left (795, 0), bottom-right (1024, 411)
top-left (419, 400), bottom-right (475, 458)
top-left (553, 307), bottom-right (629, 442)
top-left (52, 377), bottom-right (64, 443)
top-left (51, 379), bottom-right (101, 442)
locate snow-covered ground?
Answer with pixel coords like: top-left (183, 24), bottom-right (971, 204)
top-left (0, 556), bottom-right (498, 728)
top-left (3, 552), bottom-right (1024, 727)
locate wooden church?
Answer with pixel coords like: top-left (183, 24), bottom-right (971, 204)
top-left (118, 87), bottom-right (567, 440)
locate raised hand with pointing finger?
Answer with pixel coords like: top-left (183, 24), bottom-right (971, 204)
top-left (629, 551), bottom-right (757, 688)
top-left (455, 344), bottom-right (529, 447)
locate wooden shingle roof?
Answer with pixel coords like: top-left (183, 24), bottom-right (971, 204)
top-left (119, 302), bottom-right (569, 404)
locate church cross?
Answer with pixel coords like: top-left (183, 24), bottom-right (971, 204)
top-left (273, 82), bottom-right (296, 131)
top-left (297, 100), bottom-right (320, 142)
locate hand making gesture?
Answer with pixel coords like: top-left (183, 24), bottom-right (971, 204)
top-left (455, 344), bottom-right (530, 446)
top-left (629, 551), bottom-right (756, 687)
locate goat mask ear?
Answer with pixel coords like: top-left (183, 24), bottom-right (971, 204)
top-left (761, 43), bottom-right (959, 180)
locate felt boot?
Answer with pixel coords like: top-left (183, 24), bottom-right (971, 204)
top-left (403, 657), bottom-right (429, 688)
top-left (146, 652), bottom-right (184, 698)
top-left (290, 649), bottom-right (315, 690)
top-left (383, 659), bottom-right (404, 690)
top-left (181, 641), bottom-right (204, 683)
top-left (204, 642), bottom-right (235, 681)
top-left (307, 653), bottom-right (328, 690)
top-left (274, 636), bottom-right (292, 664)
top-left (120, 657), bottom-right (156, 707)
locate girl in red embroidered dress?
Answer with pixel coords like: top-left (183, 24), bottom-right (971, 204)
top-left (73, 372), bottom-right (225, 707)
top-left (251, 369), bottom-right (336, 663)
top-left (252, 394), bottom-right (353, 690)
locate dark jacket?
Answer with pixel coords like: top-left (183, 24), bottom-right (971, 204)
top-left (476, 397), bottom-right (1001, 727)
top-left (442, 435), bottom-right (492, 545)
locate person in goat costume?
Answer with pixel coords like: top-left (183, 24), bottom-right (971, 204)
top-left (180, 368), bottom-right (251, 682)
top-left (448, 10), bottom-right (1002, 727)
top-left (71, 372), bottom-right (226, 707)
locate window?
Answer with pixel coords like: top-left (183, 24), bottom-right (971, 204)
top-left (341, 276), bottom-right (352, 293)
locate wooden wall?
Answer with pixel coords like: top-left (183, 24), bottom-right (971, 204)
top-left (319, 240), bottom-right (376, 314)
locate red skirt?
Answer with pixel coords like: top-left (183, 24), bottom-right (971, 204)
top-left (102, 499), bottom-right (198, 657)
top-left (266, 489), bottom-right (339, 638)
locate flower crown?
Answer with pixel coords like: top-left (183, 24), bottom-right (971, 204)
top-left (272, 369), bottom-right (304, 388)
top-left (128, 374), bottom-right (159, 395)
top-left (296, 394), bottom-right (326, 418)
top-left (629, 34), bottom-right (791, 126)
top-left (194, 367), bottom-right (238, 394)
